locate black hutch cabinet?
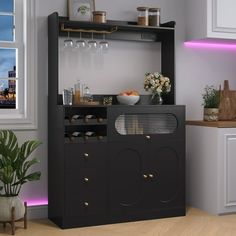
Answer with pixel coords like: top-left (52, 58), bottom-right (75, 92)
top-left (48, 12), bottom-right (185, 229)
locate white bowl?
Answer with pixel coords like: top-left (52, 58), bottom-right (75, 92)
top-left (117, 95), bottom-right (140, 105)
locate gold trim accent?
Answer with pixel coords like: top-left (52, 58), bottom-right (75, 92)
top-left (61, 23), bottom-right (118, 34)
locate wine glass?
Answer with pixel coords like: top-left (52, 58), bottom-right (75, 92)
top-left (64, 31), bottom-right (73, 49)
top-left (99, 34), bottom-right (109, 53)
top-left (75, 32), bottom-right (87, 50)
top-left (87, 32), bottom-right (98, 52)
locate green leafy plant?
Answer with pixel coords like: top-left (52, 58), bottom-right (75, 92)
top-left (0, 130), bottom-right (41, 197)
top-left (202, 85), bottom-right (220, 108)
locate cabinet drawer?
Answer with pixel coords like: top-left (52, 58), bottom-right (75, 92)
top-left (65, 169), bottom-right (107, 217)
top-left (65, 143), bottom-right (107, 170)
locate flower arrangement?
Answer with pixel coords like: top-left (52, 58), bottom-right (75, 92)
top-left (144, 72), bottom-right (171, 95)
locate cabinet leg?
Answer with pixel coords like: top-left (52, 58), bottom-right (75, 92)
top-left (24, 202), bottom-right (27, 229)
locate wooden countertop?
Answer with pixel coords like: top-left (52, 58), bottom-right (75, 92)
top-left (186, 120), bottom-right (236, 128)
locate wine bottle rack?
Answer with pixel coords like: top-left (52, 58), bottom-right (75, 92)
top-left (64, 106), bottom-right (107, 144)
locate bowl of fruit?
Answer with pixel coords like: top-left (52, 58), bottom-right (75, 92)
top-left (117, 90), bottom-right (140, 105)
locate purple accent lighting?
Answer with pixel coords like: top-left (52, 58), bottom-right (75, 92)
top-left (184, 41), bottom-right (236, 50)
top-left (25, 199), bottom-right (48, 206)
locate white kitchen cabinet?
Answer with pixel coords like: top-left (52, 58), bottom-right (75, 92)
top-left (186, 121), bottom-right (236, 215)
top-left (186, 0), bottom-right (236, 41)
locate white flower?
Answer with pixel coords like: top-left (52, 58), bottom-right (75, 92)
top-left (144, 72), bottom-right (171, 95)
top-left (154, 72), bottom-right (160, 78)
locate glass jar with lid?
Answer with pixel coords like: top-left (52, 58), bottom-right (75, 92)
top-left (137, 7), bottom-right (149, 26)
top-left (148, 8), bottom-right (161, 27)
top-left (93, 11), bottom-right (107, 23)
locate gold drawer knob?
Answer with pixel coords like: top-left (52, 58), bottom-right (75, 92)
top-left (84, 177), bottom-right (89, 183)
top-left (84, 153), bottom-right (89, 157)
top-left (143, 174), bottom-right (148, 179)
top-left (149, 174), bottom-right (154, 178)
top-left (146, 135), bottom-right (151, 139)
top-left (84, 202), bottom-right (89, 207)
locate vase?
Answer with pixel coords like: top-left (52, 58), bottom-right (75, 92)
top-left (151, 93), bottom-right (163, 105)
top-left (0, 196), bottom-right (25, 221)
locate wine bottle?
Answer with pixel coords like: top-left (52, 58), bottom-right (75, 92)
top-left (97, 117), bottom-right (103, 123)
top-left (84, 114), bottom-right (95, 123)
top-left (85, 131), bottom-right (96, 137)
top-left (71, 114), bottom-right (82, 123)
top-left (84, 131), bottom-right (96, 141)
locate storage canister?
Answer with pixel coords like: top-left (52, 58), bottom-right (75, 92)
top-left (137, 7), bottom-right (149, 26)
top-left (149, 8), bottom-right (160, 26)
top-left (93, 11), bottom-right (107, 23)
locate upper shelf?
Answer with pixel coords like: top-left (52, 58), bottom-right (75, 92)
top-left (58, 15), bottom-right (175, 42)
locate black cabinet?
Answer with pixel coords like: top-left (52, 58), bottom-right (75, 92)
top-left (108, 106), bottom-right (185, 223)
top-left (48, 12), bottom-right (185, 229)
top-left (48, 105), bottom-right (185, 228)
top-left (109, 141), bottom-right (185, 221)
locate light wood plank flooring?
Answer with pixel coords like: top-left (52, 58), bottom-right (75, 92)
top-left (1, 207), bottom-right (236, 236)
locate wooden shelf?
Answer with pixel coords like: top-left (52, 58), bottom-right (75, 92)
top-left (58, 16), bottom-right (175, 42)
top-left (59, 16), bottom-right (175, 32)
top-left (186, 120), bottom-right (236, 128)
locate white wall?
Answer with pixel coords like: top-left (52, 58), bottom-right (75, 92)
top-left (17, 0), bottom-right (236, 213)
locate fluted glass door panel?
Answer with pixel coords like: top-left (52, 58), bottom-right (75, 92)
top-left (115, 113), bottom-right (177, 135)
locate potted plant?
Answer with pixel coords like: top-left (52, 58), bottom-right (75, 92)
top-left (202, 85), bottom-right (220, 121)
top-left (0, 130), bottom-right (41, 222)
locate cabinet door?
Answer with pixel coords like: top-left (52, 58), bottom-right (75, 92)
top-left (219, 131), bottom-right (236, 214)
top-left (148, 140), bottom-right (185, 210)
top-left (109, 106), bottom-right (182, 143)
top-left (212, 0), bottom-right (236, 34)
top-left (109, 143), bottom-right (148, 219)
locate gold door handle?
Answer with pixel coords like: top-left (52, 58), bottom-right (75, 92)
top-left (143, 174), bottom-right (148, 179)
top-left (146, 135), bottom-right (151, 139)
top-left (149, 174), bottom-right (154, 178)
top-left (84, 202), bottom-right (89, 207)
top-left (84, 177), bottom-right (89, 183)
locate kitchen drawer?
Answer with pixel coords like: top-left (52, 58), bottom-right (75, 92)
top-left (65, 169), bottom-right (107, 217)
top-left (65, 143), bottom-right (107, 170)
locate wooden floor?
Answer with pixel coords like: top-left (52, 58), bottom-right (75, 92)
top-left (1, 207), bottom-right (236, 236)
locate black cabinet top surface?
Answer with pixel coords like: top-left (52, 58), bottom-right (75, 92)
top-left (59, 16), bottom-right (175, 33)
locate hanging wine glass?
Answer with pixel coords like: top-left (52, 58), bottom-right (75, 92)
top-left (75, 31), bottom-right (87, 50)
top-left (87, 32), bottom-right (98, 52)
top-left (64, 31), bottom-right (73, 49)
top-left (99, 34), bottom-right (109, 53)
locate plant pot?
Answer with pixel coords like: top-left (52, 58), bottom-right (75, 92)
top-left (0, 196), bottom-right (25, 221)
top-left (203, 108), bottom-right (219, 121)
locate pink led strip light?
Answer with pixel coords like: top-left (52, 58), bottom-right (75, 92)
top-left (24, 199), bottom-right (48, 206)
top-left (184, 41), bottom-right (236, 50)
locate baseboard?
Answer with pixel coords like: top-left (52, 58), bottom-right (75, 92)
top-left (27, 205), bottom-right (48, 219)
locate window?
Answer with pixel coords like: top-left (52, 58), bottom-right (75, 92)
top-left (0, 0), bottom-right (37, 129)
